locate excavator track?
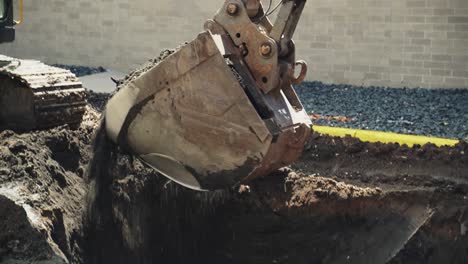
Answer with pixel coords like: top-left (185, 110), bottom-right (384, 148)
top-left (0, 55), bottom-right (87, 130)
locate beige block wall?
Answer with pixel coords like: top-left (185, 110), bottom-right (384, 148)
top-left (1, 0), bottom-right (467, 88)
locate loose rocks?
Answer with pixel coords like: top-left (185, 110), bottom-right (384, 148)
top-left (296, 81), bottom-right (468, 140)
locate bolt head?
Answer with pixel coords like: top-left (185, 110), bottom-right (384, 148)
top-left (227, 3), bottom-right (239, 15)
top-left (260, 43), bottom-right (272, 57)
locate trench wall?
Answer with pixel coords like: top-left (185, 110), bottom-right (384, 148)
top-left (1, 0), bottom-right (467, 88)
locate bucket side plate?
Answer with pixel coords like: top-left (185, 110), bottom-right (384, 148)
top-left (106, 31), bottom-right (272, 190)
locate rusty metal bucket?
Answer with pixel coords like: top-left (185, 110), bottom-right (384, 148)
top-left (105, 30), bottom-right (311, 191)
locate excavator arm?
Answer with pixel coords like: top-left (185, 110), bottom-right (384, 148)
top-left (105, 0), bottom-right (311, 191)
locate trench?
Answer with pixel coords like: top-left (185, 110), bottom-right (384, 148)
top-left (82, 121), bottom-right (468, 264)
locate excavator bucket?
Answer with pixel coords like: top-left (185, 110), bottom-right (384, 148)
top-left (105, 0), bottom-right (311, 190)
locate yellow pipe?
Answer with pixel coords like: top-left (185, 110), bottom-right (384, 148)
top-left (14, 0), bottom-right (23, 25)
top-left (313, 126), bottom-right (460, 147)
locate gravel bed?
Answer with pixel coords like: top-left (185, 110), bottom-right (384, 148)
top-left (53, 64), bottom-right (106, 77)
top-left (296, 81), bottom-right (468, 140)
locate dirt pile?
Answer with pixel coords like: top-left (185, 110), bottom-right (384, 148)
top-left (285, 172), bottom-right (382, 207)
top-left (294, 133), bottom-right (468, 191)
top-left (84, 130), bottom-right (467, 264)
top-left (0, 107), bottom-right (99, 263)
top-left (115, 49), bottom-right (176, 89)
top-left (293, 133), bottom-right (468, 263)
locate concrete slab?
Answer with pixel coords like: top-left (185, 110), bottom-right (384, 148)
top-left (79, 70), bottom-right (126, 93)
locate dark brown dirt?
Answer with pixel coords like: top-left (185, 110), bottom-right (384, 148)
top-left (292, 133), bottom-right (468, 264)
top-left (0, 107), bottom-right (99, 263)
top-left (0, 195), bottom-right (55, 262)
top-left (294, 133), bottom-right (468, 192)
top-left (84, 122), bottom-right (468, 263)
top-left (116, 49), bottom-right (176, 89)
top-left (0, 91), bottom-right (467, 264)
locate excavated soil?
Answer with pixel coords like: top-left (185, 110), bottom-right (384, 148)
top-left (0, 107), bottom-right (100, 263)
top-left (83, 125), bottom-right (468, 264)
top-left (294, 133), bottom-right (468, 192)
top-left (0, 95), bottom-right (467, 263)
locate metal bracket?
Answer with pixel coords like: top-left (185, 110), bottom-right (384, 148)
top-left (214, 0), bottom-right (280, 94)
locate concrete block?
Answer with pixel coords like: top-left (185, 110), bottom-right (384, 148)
top-left (411, 38), bottom-right (431, 45)
top-left (333, 64), bottom-right (351, 71)
top-left (431, 69), bottom-right (452, 76)
top-left (448, 32), bottom-right (468, 39)
top-left (453, 55), bottom-right (468, 63)
top-left (370, 66), bottom-right (387, 73)
top-left (454, 9), bottom-right (468, 16)
top-left (444, 77), bottom-right (466, 87)
top-left (403, 75), bottom-right (423, 83)
top-left (411, 24), bottom-right (433, 31)
top-left (329, 71), bottom-right (346, 82)
top-left (451, 0), bottom-right (468, 8)
top-left (404, 60), bottom-right (423, 67)
top-left (448, 17), bottom-right (468, 23)
top-left (316, 35), bottom-right (333, 42)
top-left (406, 16), bottom-right (426, 23)
top-left (433, 24), bottom-right (454, 31)
top-left (411, 8), bottom-right (433, 15)
top-left (351, 65), bottom-right (370, 72)
top-left (452, 40), bottom-right (468, 50)
top-left (406, 30), bottom-right (425, 38)
top-left (389, 67), bottom-right (409, 74)
top-left (408, 68), bottom-right (430, 75)
top-left (432, 54), bottom-right (453, 61)
top-left (345, 71), bottom-right (365, 79)
top-left (426, 16), bottom-right (448, 23)
top-left (423, 75), bottom-right (444, 84)
top-left (433, 9), bottom-right (455, 16)
top-left (364, 72), bottom-right (381, 79)
top-left (389, 59), bottom-right (403, 67)
top-left (455, 24), bottom-right (468, 31)
top-left (425, 31), bottom-right (447, 39)
top-left (404, 46), bottom-right (424, 52)
top-left (327, 42), bottom-right (346, 50)
top-left (431, 39), bottom-right (453, 47)
top-left (430, 46), bottom-right (450, 54)
top-left (411, 53), bottom-right (431, 60)
top-left (427, 0), bottom-right (450, 8)
top-left (390, 73), bottom-right (403, 82)
top-left (447, 61), bottom-right (468, 70)
top-left (453, 71), bottom-right (468, 77)
top-left (407, 0), bottom-right (426, 8)
top-left (310, 42), bottom-right (328, 49)
top-left (424, 61), bottom-right (446, 69)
